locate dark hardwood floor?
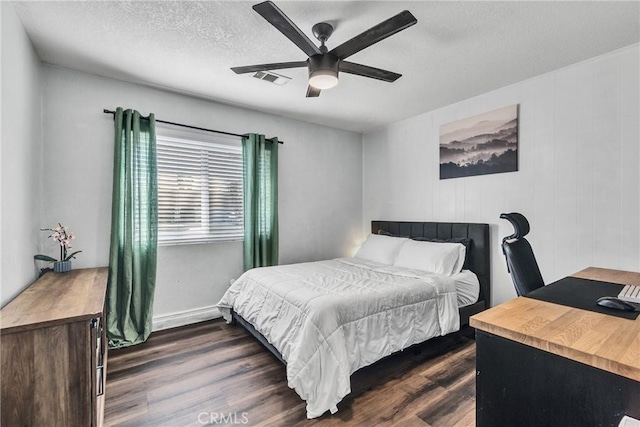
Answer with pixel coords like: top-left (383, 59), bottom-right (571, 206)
top-left (105, 319), bottom-right (476, 426)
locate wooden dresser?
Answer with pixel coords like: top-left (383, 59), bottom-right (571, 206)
top-left (1, 267), bottom-right (108, 426)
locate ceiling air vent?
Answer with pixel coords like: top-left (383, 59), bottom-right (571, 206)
top-left (252, 71), bottom-right (291, 86)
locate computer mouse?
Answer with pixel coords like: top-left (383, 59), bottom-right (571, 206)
top-left (596, 296), bottom-right (638, 312)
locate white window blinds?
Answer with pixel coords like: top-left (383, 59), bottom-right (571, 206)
top-left (156, 125), bottom-right (243, 245)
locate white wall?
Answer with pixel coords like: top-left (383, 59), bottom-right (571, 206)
top-left (363, 44), bottom-right (640, 306)
top-left (0, 3), bottom-right (43, 307)
top-left (41, 65), bottom-right (363, 326)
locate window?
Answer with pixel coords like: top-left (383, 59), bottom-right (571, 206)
top-left (156, 125), bottom-right (243, 245)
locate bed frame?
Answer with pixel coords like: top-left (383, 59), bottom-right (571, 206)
top-left (231, 220), bottom-right (491, 365)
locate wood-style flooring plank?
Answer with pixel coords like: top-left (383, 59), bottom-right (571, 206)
top-left (105, 319), bottom-right (476, 426)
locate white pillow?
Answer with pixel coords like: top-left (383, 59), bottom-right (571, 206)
top-left (354, 234), bottom-right (408, 265)
top-left (393, 239), bottom-right (466, 276)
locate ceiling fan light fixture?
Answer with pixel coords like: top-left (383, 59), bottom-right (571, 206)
top-left (309, 70), bottom-right (339, 90)
top-left (308, 54), bottom-right (339, 90)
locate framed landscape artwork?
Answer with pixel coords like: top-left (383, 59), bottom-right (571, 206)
top-left (439, 104), bottom-right (518, 179)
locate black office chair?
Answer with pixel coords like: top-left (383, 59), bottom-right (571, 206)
top-left (500, 212), bottom-right (545, 296)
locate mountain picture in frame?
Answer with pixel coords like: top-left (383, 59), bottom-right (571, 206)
top-left (439, 105), bottom-right (518, 179)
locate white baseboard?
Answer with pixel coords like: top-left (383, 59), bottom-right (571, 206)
top-left (152, 305), bottom-right (222, 332)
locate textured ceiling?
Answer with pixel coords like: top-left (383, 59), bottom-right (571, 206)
top-left (12, 1), bottom-right (640, 133)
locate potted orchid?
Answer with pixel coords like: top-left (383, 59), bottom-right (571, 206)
top-left (34, 223), bottom-right (82, 273)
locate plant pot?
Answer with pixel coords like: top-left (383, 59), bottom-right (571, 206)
top-left (54, 260), bottom-right (72, 273)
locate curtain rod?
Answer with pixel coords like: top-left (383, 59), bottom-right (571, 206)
top-left (102, 109), bottom-right (283, 144)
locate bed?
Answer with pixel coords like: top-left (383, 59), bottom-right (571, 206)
top-left (217, 220), bottom-right (490, 419)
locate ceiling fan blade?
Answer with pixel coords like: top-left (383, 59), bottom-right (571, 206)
top-left (253, 1), bottom-right (322, 58)
top-left (330, 10), bottom-right (417, 60)
top-left (339, 61), bottom-right (401, 82)
top-left (306, 86), bottom-right (321, 97)
top-left (231, 61), bottom-right (308, 74)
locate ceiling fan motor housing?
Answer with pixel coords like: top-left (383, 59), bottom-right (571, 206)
top-left (308, 54), bottom-right (340, 89)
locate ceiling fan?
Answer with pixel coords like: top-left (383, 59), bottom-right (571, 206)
top-left (231, 1), bottom-right (417, 97)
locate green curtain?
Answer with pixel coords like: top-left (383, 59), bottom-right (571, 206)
top-left (106, 107), bottom-right (158, 348)
top-left (243, 133), bottom-right (279, 270)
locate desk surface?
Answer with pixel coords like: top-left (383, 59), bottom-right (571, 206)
top-left (470, 267), bottom-right (640, 381)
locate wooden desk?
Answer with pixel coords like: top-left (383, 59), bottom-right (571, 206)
top-left (470, 267), bottom-right (640, 427)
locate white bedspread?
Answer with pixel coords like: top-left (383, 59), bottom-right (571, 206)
top-left (216, 257), bottom-right (460, 419)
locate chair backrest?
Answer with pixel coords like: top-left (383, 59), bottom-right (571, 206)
top-left (500, 212), bottom-right (545, 296)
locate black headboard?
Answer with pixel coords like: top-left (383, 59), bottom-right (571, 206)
top-left (372, 221), bottom-right (491, 316)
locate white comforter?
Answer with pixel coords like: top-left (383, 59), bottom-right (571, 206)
top-left (216, 257), bottom-right (460, 419)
